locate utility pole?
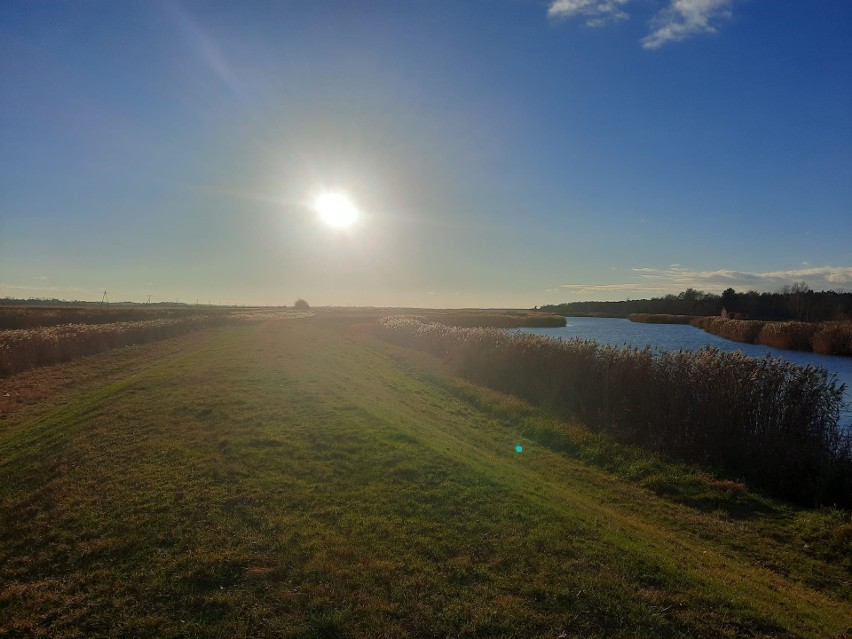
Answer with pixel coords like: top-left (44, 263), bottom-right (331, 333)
top-left (100, 290), bottom-right (109, 310)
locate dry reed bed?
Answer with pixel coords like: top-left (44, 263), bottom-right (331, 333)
top-left (691, 317), bottom-right (852, 356)
top-left (0, 315), bottom-right (232, 377)
top-left (377, 315), bottom-right (852, 506)
top-left (0, 310), bottom-right (312, 378)
top-left (0, 306), bottom-right (213, 330)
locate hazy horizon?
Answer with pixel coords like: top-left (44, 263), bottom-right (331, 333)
top-left (2, 1), bottom-right (850, 308)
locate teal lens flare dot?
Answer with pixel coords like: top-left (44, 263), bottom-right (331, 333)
top-left (515, 444), bottom-right (523, 453)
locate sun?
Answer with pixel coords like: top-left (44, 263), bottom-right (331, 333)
top-left (314, 192), bottom-right (359, 228)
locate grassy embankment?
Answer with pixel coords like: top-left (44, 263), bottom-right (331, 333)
top-left (1, 312), bottom-right (850, 637)
top-left (0, 307), bottom-right (560, 379)
top-left (627, 313), bottom-right (852, 356)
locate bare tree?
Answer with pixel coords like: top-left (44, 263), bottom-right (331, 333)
top-left (789, 281), bottom-right (811, 321)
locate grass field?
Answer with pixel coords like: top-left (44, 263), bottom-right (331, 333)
top-left (1, 314), bottom-right (850, 638)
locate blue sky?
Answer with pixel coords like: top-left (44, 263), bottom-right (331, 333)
top-left (2, 0), bottom-right (850, 307)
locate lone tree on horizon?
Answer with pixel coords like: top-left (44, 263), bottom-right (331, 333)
top-left (294, 298), bottom-right (310, 311)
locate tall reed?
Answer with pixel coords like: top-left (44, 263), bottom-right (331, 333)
top-left (377, 316), bottom-right (851, 506)
top-left (758, 321), bottom-right (820, 351)
top-left (0, 310), bottom-right (309, 377)
top-left (0, 306), bottom-right (213, 330)
top-left (0, 315), bottom-right (230, 377)
top-left (690, 317), bottom-right (765, 343)
top-left (812, 323), bottom-right (852, 356)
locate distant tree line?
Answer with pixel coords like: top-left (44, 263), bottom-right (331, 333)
top-left (541, 284), bottom-right (852, 322)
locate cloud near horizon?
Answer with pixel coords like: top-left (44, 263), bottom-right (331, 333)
top-left (555, 265), bottom-right (852, 298)
top-left (634, 264), bottom-right (852, 289)
top-left (548, 0), bottom-right (736, 48)
top-left (1, 283), bottom-right (92, 296)
top-left (552, 283), bottom-right (668, 295)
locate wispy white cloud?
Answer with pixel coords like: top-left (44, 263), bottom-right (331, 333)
top-left (555, 282), bottom-right (670, 293)
top-left (632, 265), bottom-right (852, 289)
top-left (641, 0), bottom-right (733, 49)
top-left (547, 0), bottom-right (736, 48)
top-left (548, 0), bottom-right (630, 27)
top-left (31, 275), bottom-right (48, 281)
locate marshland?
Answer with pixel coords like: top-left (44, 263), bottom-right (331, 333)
top-left (2, 306), bottom-right (851, 637)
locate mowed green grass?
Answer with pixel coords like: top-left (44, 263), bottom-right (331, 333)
top-left (0, 317), bottom-right (849, 638)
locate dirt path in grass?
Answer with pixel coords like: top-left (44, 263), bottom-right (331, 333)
top-left (1, 317), bottom-right (849, 638)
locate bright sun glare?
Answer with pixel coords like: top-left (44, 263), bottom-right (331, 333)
top-left (314, 192), bottom-right (359, 228)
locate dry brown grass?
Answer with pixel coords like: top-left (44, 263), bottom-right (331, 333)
top-left (0, 317), bottom-right (218, 377)
top-left (692, 317), bottom-right (852, 356)
top-left (708, 479), bottom-right (748, 498)
top-left (812, 322), bottom-right (852, 356)
top-left (758, 321), bottom-right (820, 351)
top-left (0, 305), bottom-right (200, 329)
top-left (691, 317), bottom-right (766, 343)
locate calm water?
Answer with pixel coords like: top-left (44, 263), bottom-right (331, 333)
top-left (519, 317), bottom-right (852, 427)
